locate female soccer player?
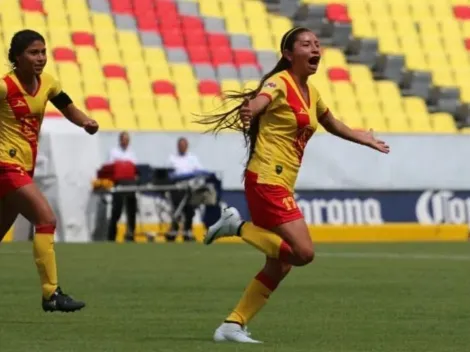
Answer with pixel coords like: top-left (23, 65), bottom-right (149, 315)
top-left (0, 30), bottom-right (99, 312)
top-left (199, 27), bottom-right (390, 343)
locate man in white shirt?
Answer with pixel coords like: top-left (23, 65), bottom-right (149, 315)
top-left (167, 137), bottom-right (203, 242)
top-left (107, 131), bottom-right (137, 243)
top-left (108, 131), bottom-right (137, 164)
top-left (168, 137), bottom-right (202, 176)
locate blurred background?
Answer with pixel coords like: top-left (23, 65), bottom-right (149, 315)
top-left (2, 0), bottom-right (470, 244)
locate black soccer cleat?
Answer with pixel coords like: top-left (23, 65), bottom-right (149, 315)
top-left (42, 287), bottom-right (86, 313)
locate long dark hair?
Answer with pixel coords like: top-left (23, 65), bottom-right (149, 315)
top-left (8, 29), bottom-right (45, 69)
top-left (196, 27), bottom-right (311, 168)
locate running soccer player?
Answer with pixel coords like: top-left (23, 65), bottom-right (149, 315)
top-left (0, 30), bottom-right (99, 312)
top-left (198, 27), bottom-right (390, 343)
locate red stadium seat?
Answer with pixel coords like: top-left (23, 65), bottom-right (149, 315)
top-left (465, 39), bottom-right (470, 50)
top-left (184, 32), bottom-right (207, 47)
top-left (103, 65), bottom-right (127, 79)
top-left (208, 34), bottom-right (230, 48)
top-left (326, 3), bottom-right (351, 23)
top-left (53, 48), bottom-right (77, 62)
top-left (453, 6), bottom-right (470, 20)
top-left (152, 80), bottom-right (176, 95)
top-left (198, 80), bottom-right (221, 95)
top-left (133, 0), bottom-right (153, 15)
top-left (109, 0), bottom-right (133, 14)
top-left (212, 48), bottom-right (233, 65)
top-left (72, 32), bottom-right (96, 47)
top-left (234, 50), bottom-right (258, 66)
top-left (86, 96), bottom-right (110, 111)
top-left (181, 16), bottom-right (204, 32)
top-left (155, 1), bottom-right (177, 16)
top-left (187, 46), bottom-right (211, 63)
top-left (136, 14), bottom-right (159, 31)
top-left (20, 0), bottom-right (44, 12)
top-left (162, 30), bottom-right (184, 47)
top-left (328, 67), bottom-right (350, 81)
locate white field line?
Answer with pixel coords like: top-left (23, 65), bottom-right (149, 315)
top-left (317, 252), bottom-right (470, 261)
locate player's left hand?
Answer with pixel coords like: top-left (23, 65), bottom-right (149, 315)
top-left (360, 129), bottom-right (390, 154)
top-left (83, 119), bottom-right (99, 135)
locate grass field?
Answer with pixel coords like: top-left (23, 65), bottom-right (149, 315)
top-left (0, 242), bottom-right (469, 352)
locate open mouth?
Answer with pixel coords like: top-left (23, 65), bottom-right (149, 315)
top-left (308, 56), bottom-right (320, 65)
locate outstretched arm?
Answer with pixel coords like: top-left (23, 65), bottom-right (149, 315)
top-left (60, 103), bottom-right (98, 134)
top-left (50, 92), bottom-right (99, 135)
top-left (319, 111), bottom-right (389, 154)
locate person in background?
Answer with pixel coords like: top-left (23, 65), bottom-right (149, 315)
top-left (167, 137), bottom-right (203, 241)
top-left (107, 131), bottom-right (137, 242)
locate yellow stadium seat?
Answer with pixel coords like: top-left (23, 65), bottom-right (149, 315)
top-left (405, 52), bottom-right (427, 71)
top-left (268, 16), bottom-right (292, 41)
top-left (76, 47), bottom-right (100, 67)
top-left (90, 110), bottom-right (115, 131)
top-left (157, 96), bottom-right (185, 130)
top-left (460, 127), bottom-right (470, 134)
top-left (98, 44), bottom-right (122, 66)
top-left (349, 64), bottom-right (374, 83)
top-left (199, 0), bottom-right (222, 17)
top-left (364, 114), bottom-right (388, 133)
top-left (221, 79), bottom-right (242, 93)
top-left (91, 13), bottom-right (116, 33)
top-left (387, 114), bottom-right (411, 133)
top-left (432, 69), bottom-right (455, 87)
top-left (322, 48), bottom-right (347, 68)
top-left (378, 35), bottom-right (401, 55)
top-left (352, 19), bottom-right (375, 39)
top-left (460, 85), bottom-right (470, 103)
top-left (134, 97), bottom-right (160, 131)
top-left (431, 113), bottom-right (457, 133)
top-left (225, 16), bottom-right (249, 35)
top-left (462, 22), bottom-right (470, 37)
top-left (69, 14), bottom-right (93, 33)
top-left (251, 33), bottom-right (276, 51)
top-left (113, 108), bottom-right (138, 131)
top-left (331, 82), bottom-right (356, 104)
top-left (23, 12), bottom-right (47, 35)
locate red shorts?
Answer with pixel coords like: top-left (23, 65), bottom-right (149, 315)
top-left (244, 170), bottom-right (303, 230)
top-left (0, 163), bottom-right (34, 199)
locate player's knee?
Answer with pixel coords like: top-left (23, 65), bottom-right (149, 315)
top-left (35, 213), bottom-right (56, 231)
top-left (296, 247), bottom-right (315, 266)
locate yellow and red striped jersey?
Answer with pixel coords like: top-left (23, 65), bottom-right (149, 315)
top-left (0, 71), bottom-right (62, 172)
top-left (247, 70), bottom-right (329, 192)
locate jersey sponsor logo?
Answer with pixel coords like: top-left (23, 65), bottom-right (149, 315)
top-left (293, 126), bottom-right (314, 162)
top-left (263, 81), bottom-right (276, 89)
top-left (19, 114), bottom-right (40, 144)
top-left (12, 100), bottom-right (27, 108)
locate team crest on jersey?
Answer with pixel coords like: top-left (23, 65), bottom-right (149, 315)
top-left (275, 165), bottom-right (283, 175)
top-left (263, 82), bottom-right (276, 89)
top-left (9, 149), bottom-right (16, 158)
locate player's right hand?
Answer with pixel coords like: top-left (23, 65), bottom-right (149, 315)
top-left (240, 99), bottom-right (252, 129)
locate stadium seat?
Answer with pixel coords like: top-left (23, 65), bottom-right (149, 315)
top-left (103, 65), bottom-right (127, 80)
top-left (20, 0), bottom-right (44, 13)
top-left (53, 48), bottom-right (77, 62)
top-left (86, 96), bottom-right (110, 111)
top-left (72, 32), bottom-right (96, 47)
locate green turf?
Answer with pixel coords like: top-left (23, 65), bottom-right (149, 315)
top-left (0, 242), bottom-right (469, 352)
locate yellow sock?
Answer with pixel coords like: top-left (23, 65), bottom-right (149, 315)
top-left (33, 227), bottom-right (58, 299)
top-left (240, 222), bottom-right (291, 259)
top-left (225, 271), bottom-right (278, 326)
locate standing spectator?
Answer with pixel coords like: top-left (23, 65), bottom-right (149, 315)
top-left (167, 137), bottom-right (203, 241)
top-left (107, 131), bottom-right (137, 242)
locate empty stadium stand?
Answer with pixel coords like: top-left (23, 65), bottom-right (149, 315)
top-left (0, 0), bottom-right (468, 133)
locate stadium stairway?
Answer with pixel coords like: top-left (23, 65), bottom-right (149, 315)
top-left (273, 0), bottom-right (470, 133)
